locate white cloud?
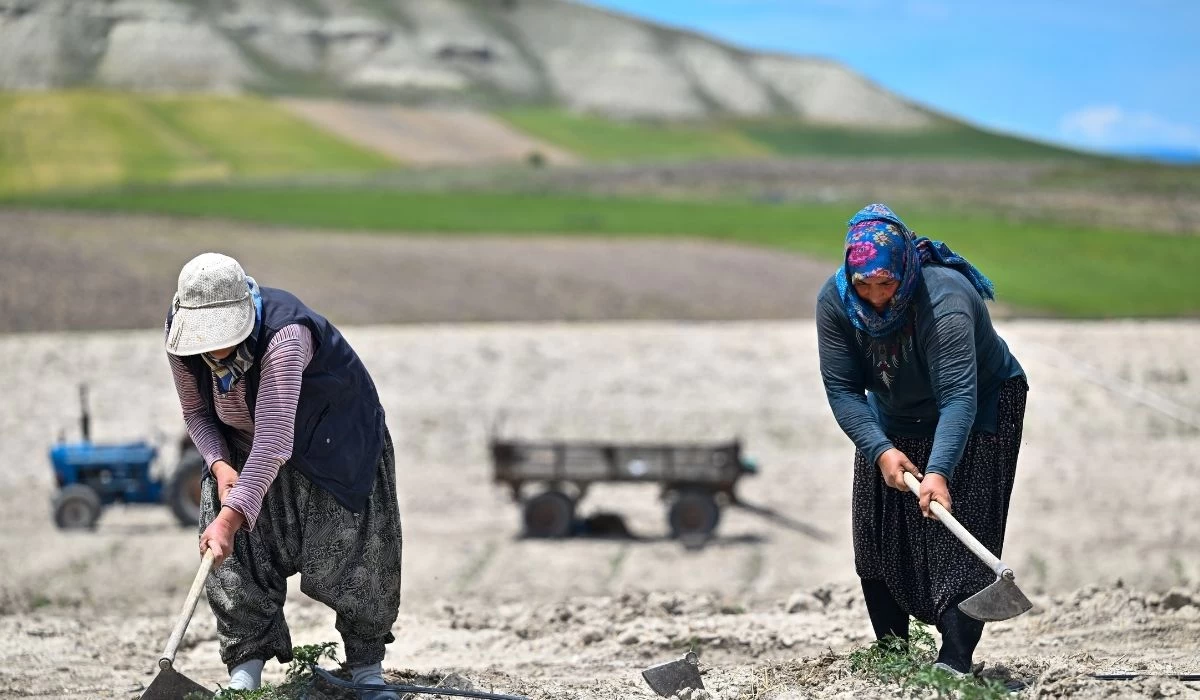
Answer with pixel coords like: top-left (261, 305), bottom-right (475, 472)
top-left (1060, 105), bottom-right (1200, 150)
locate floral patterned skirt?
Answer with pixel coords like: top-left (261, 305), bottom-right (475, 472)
top-left (852, 376), bottom-right (1028, 624)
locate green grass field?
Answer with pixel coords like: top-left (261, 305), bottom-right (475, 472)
top-left (4, 92), bottom-right (1191, 318)
top-left (738, 121), bottom-right (1089, 159)
top-left (499, 108), bottom-right (771, 161)
top-left (13, 185), bottom-right (1196, 318)
top-left (498, 109), bottom-right (1091, 161)
top-left (0, 93), bottom-right (1100, 196)
top-left (0, 92), bottom-right (396, 194)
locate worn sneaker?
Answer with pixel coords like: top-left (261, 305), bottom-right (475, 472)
top-left (226, 658), bottom-right (264, 691)
top-left (932, 661), bottom-right (969, 678)
top-left (932, 661), bottom-right (988, 678)
top-left (349, 662), bottom-right (400, 700)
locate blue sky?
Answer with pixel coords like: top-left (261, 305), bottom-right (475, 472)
top-left (583, 0), bottom-right (1199, 156)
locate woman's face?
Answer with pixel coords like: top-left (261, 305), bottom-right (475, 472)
top-left (208, 345), bottom-right (237, 360)
top-left (853, 276), bottom-right (900, 313)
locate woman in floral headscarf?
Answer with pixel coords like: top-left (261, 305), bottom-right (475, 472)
top-left (815, 203), bottom-right (1028, 677)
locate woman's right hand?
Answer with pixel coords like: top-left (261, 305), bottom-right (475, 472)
top-left (211, 460), bottom-right (239, 503)
top-left (877, 448), bottom-right (922, 491)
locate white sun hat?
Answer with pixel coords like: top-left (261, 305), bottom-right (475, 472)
top-left (165, 253), bottom-right (256, 356)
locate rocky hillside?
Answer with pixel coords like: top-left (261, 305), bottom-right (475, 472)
top-left (0, 0), bottom-right (937, 126)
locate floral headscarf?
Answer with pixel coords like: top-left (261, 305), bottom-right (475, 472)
top-left (834, 203), bottom-right (995, 338)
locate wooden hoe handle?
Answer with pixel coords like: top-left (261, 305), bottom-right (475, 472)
top-left (159, 549), bottom-right (216, 670)
top-left (902, 472), bottom-right (1009, 577)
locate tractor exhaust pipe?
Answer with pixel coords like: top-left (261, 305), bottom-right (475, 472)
top-left (78, 383), bottom-right (91, 442)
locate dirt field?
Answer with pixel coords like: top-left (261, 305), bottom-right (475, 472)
top-left (278, 100), bottom-right (577, 167)
top-left (0, 210), bottom-right (846, 335)
top-left (0, 317), bottom-right (1197, 699)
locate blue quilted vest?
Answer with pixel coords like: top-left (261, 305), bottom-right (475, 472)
top-left (174, 287), bottom-right (385, 512)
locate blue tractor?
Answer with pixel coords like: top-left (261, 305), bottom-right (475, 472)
top-left (49, 385), bottom-right (204, 530)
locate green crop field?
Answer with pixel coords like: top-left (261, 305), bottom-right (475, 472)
top-left (737, 121), bottom-right (1090, 159)
top-left (0, 91), bottom-right (396, 194)
top-left (4, 92), bottom-right (1192, 318)
top-left (0, 93), bottom-right (1102, 197)
top-left (13, 185), bottom-right (1196, 318)
top-left (499, 108), bottom-right (771, 161)
top-left (498, 108), bottom-right (1091, 161)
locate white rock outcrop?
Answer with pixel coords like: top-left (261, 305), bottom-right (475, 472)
top-left (505, 1), bottom-right (708, 119)
top-left (752, 55), bottom-right (934, 129)
top-left (674, 39), bottom-right (775, 117)
top-left (0, 0), bottom-right (935, 127)
top-left (96, 21), bottom-right (252, 92)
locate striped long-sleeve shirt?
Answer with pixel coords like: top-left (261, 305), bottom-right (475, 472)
top-left (168, 324), bottom-right (315, 530)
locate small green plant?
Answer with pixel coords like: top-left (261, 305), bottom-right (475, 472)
top-left (675, 634), bottom-right (702, 651)
top-left (1026, 553), bottom-right (1049, 591)
top-left (184, 641), bottom-right (340, 700)
top-left (848, 622), bottom-right (1010, 699)
top-left (605, 545), bottom-right (629, 585)
top-left (284, 641), bottom-right (340, 684)
top-left (1169, 556), bottom-right (1191, 586)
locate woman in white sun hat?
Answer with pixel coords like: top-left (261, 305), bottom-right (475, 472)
top-left (165, 252), bottom-right (401, 699)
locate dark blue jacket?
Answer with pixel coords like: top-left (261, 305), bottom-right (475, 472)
top-left (176, 287), bottom-right (385, 512)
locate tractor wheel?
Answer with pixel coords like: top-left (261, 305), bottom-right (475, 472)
top-left (53, 484), bottom-right (102, 530)
top-left (168, 448), bottom-right (205, 528)
top-left (667, 489), bottom-right (720, 541)
top-left (522, 490), bottom-right (575, 538)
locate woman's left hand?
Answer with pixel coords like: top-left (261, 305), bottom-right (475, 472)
top-left (918, 473), bottom-right (951, 519)
top-left (200, 506), bottom-right (245, 567)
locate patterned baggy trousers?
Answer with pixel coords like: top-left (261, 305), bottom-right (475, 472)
top-left (200, 429), bottom-right (403, 670)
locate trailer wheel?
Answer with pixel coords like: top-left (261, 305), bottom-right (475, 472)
top-left (168, 448), bottom-right (205, 528)
top-left (667, 489), bottom-right (720, 540)
top-left (523, 490), bottom-right (575, 538)
top-left (53, 484), bottom-right (102, 530)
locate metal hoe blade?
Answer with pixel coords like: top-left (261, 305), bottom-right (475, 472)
top-left (144, 550), bottom-right (216, 699)
top-left (642, 651), bottom-right (704, 698)
top-left (958, 572), bottom-right (1033, 622)
top-left (140, 661), bottom-right (213, 700)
